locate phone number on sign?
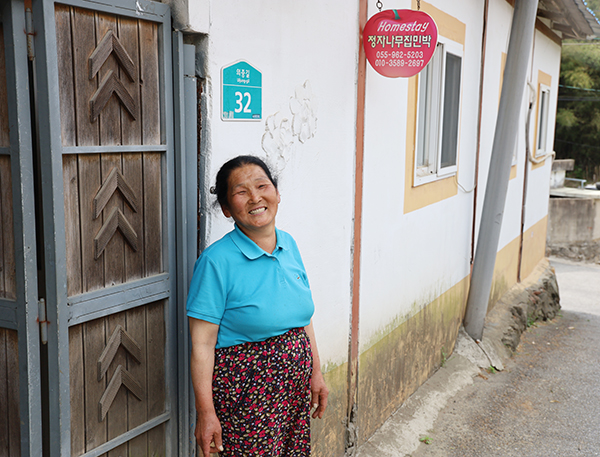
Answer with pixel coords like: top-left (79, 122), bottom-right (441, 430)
top-left (376, 50), bottom-right (424, 59)
top-left (374, 50), bottom-right (425, 68)
top-left (374, 59), bottom-right (425, 67)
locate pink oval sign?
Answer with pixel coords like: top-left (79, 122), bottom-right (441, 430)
top-left (363, 9), bottom-right (438, 78)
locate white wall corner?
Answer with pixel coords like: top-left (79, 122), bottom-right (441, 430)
top-left (188, 0), bottom-right (210, 34)
top-left (160, 0), bottom-right (210, 34)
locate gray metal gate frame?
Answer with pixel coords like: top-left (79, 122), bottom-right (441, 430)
top-left (1, 1), bottom-right (44, 456)
top-left (29, 0), bottom-right (196, 455)
top-left (172, 32), bottom-right (198, 457)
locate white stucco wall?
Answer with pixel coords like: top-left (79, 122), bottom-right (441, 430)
top-left (185, 0), bottom-right (561, 368)
top-left (358, 0), bottom-right (561, 351)
top-left (524, 29), bottom-right (561, 231)
top-left (474, 0), bottom-right (525, 253)
top-left (359, 0), bottom-right (484, 351)
top-left (188, 0), bottom-right (209, 33)
top-left (188, 0), bottom-right (360, 368)
top-left (476, 1), bottom-right (560, 252)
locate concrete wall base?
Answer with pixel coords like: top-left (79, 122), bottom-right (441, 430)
top-left (547, 242), bottom-right (600, 264)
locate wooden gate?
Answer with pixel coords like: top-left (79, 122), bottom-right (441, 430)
top-left (0, 15), bottom-right (20, 455)
top-left (0, 0), bottom-right (195, 455)
top-left (1, 2), bottom-right (43, 456)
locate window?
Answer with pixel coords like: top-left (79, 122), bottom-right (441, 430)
top-left (536, 84), bottom-right (550, 155)
top-left (415, 39), bottom-right (463, 184)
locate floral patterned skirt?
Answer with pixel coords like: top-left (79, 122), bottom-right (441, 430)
top-left (213, 328), bottom-right (313, 456)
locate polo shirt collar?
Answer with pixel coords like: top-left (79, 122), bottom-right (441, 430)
top-left (230, 224), bottom-right (289, 260)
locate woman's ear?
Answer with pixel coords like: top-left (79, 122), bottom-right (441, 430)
top-left (221, 204), bottom-right (231, 218)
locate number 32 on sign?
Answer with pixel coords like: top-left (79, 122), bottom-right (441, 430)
top-left (222, 60), bottom-right (262, 121)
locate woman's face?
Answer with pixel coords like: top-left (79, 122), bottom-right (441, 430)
top-left (222, 164), bottom-right (280, 238)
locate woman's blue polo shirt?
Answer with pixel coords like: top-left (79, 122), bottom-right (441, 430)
top-left (186, 225), bottom-right (315, 349)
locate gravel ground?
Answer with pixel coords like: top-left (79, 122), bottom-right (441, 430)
top-left (411, 259), bottom-right (600, 457)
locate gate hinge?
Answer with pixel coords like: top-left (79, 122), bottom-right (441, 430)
top-left (25, 8), bottom-right (35, 60)
top-left (38, 298), bottom-right (48, 345)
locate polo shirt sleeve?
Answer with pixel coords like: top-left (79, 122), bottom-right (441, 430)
top-left (186, 254), bottom-right (226, 325)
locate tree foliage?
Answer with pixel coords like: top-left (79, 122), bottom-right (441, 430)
top-left (587, 0), bottom-right (600, 16)
top-left (554, 3), bottom-right (600, 181)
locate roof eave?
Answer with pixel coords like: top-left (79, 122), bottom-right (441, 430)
top-left (547, 0), bottom-right (600, 39)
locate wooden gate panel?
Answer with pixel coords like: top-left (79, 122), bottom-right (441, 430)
top-left (139, 21), bottom-right (160, 146)
top-left (56, 5), bottom-right (160, 148)
top-left (0, 329), bottom-right (20, 457)
top-left (119, 17), bottom-right (141, 146)
top-left (64, 151), bottom-right (164, 451)
top-left (0, 23), bottom-right (9, 147)
top-left (83, 316), bottom-right (107, 452)
top-left (0, 155), bottom-right (16, 301)
top-left (63, 155), bottom-right (83, 296)
top-left (106, 313), bottom-right (127, 457)
top-left (71, 6), bottom-right (100, 147)
top-left (143, 153), bottom-right (163, 276)
top-left (69, 300), bottom-right (166, 456)
top-left (96, 13), bottom-right (121, 148)
top-left (70, 324), bottom-right (85, 456)
top-left (56, 4), bottom-right (165, 292)
top-left (63, 151), bottom-right (163, 294)
top-left (0, 21), bottom-right (16, 302)
top-left (126, 304), bottom-right (148, 456)
top-left (146, 299), bottom-right (166, 451)
top-left (55, 3), bottom-right (170, 455)
top-left (79, 154), bottom-right (105, 293)
top-left (123, 152), bottom-right (144, 281)
top-left (101, 154), bottom-right (126, 290)
top-left (55, 5), bottom-right (76, 148)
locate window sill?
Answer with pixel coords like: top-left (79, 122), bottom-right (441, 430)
top-left (414, 170), bottom-right (457, 187)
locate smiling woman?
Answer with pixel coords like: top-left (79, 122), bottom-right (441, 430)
top-left (187, 155), bottom-right (328, 457)
top-left (220, 162), bottom-right (281, 253)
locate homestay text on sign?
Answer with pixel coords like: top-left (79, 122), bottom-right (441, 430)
top-left (364, 9), bottom-right (438, 78)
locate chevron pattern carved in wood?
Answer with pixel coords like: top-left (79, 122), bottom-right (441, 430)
top-left (97, 324), bottom-right (142, 382)
top-left (89, 29), bottom-right (136, 82)
top-left (93, 167), bottom-right (139, 219)
top-left (94, 207), bottom-right (139, 259)
top-left (90, 70), bottom-right (137, 122)
top-left (98, 365), bottom-right (143, 422)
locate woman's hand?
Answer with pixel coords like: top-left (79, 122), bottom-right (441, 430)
top-left (189, 318), bottom-right (222, 456)
top-left (304, 321), bottom-right (329, 419)
top-left (196, 409), bottom-right (223, 456)
top-left (310, 369), bottom-right (329, 419)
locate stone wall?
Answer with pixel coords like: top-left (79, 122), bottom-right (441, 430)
top-left (547, 196), bottom-right (600, 263)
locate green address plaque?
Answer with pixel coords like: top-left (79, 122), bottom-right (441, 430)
top-left (221, 60), bottom-right (262, 121)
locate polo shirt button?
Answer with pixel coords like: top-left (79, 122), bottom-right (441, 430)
top-left (272, 258), bottom-right (276, 261)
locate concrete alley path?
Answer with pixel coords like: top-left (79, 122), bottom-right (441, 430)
top-left (409, 258), bottom-right (600, 457)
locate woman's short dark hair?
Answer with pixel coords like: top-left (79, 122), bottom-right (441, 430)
top-left (212, 155), bottom-right (278, 209)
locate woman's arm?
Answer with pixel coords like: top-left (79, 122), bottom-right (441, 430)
top-left (304, 320), bottom-right (329, 419)
top-left (189, 317), bottom-right (223, 456)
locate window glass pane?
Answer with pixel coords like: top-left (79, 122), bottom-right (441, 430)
top-left (440, 53), bottom-right (461, 169)
top-left (416, 44), bottom-right (443, 172)
top-left (416, 64), bottom-right (431, 168)
top-left (538, 90), bottom-right (548, 151)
